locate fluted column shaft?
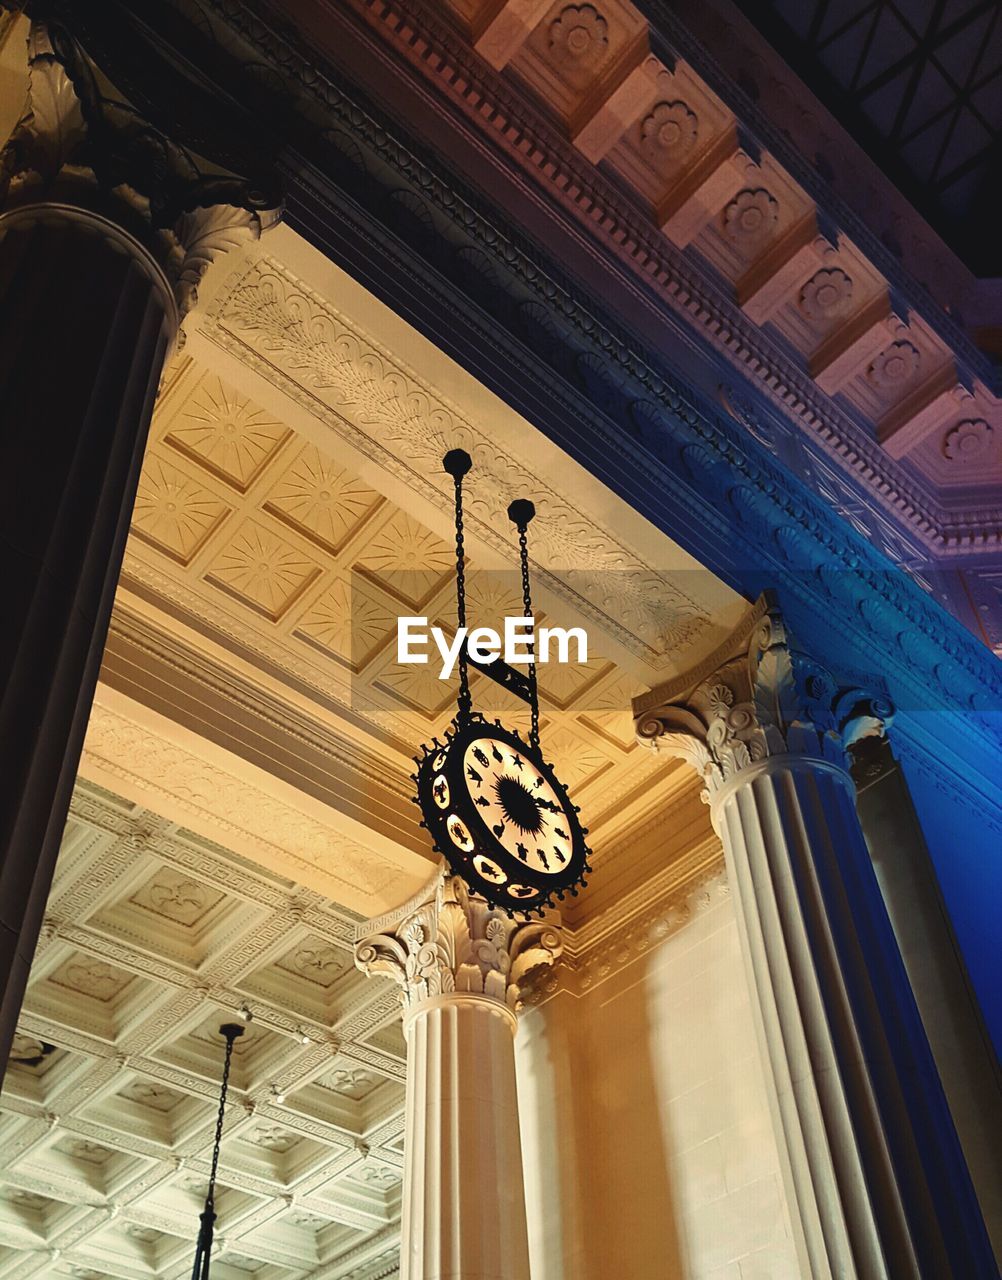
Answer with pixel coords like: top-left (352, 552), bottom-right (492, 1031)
top-left (402, 994), bottom-right (529, 1280)
top-left (356, 870), bottom-right (561, 1280)
top-left (713, 756), bottom-right (958, 1278)
top-left (0, 205), bottom-right (176, 1061)
top-left (0, 13), bottom-right (275, 1075)
top-left (634, 594), bottom-right (996, 1280)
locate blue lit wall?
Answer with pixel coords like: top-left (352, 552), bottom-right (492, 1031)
top-left (900, 743), bottom-right (1002, 1059)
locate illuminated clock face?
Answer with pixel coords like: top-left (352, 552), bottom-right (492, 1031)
top-left (415, 717), bottom-right (590, 912)
top-left (460, 737), bottom-right (572, 876)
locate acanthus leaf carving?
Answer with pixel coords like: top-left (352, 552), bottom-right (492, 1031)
top-left (635, 594), bottom-right (894, 795)
top-left (354, 868), bottom-right (562, 1013)
top-left (0, 19), bottom-right (279, 320)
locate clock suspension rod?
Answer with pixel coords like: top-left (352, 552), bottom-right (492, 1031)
top-left (443, 449), bottom-right (473, 723)
top-left (507, 498), bottom-right (540, 752)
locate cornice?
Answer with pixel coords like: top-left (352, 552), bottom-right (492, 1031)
top-left (324, 0), bottom-right (1000, 550)
top-left (638, 0), bottom-right (997, 386)
top-left (103, 601), bottom-right (414, 807)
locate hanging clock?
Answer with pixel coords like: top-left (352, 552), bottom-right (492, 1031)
top-left (412, 451), bottom-right (591, 914)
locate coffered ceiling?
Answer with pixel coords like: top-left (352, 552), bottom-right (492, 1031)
top-left (0, 781), bottom-right (405, 1280)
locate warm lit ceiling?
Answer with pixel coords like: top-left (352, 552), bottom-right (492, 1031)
top-left (78, 222), bottom-right (742, 920)
top-left (1, 222), bottom-right (731, 1279)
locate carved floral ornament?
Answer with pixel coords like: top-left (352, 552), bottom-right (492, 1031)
top-left (634, 598), bottom-right (893, 798)
top-left (641, 101), bottom-right (698, 158)
top-left (943, 419), bottom-right (994, 463)
top-left (799, 267), bottom-right (853, 321)
top-left (724, 188), bottom-right (779, 243)
top-left (548, 5), bottom-right (609, 63)
top-left (868, 340), bottom-right (921, 390)
top-left (354, 869), bottom-right (562, 1013)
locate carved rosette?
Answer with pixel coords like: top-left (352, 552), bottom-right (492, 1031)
top-left (354, 869), bottom-right (562, 1014)
top-left (0, 18), bottom-right (280, 320)
top-left (634, 595), bottom-right (893, 797)
top-left (943, 418), bottom-right (993, 462)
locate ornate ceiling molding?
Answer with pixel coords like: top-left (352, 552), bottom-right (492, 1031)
top-left (302, 0), bottom-right (1001, 551)
top-left (199, 251), bottom-right (725, 673)
top-left (180, 31), bottom-right (1002, 776)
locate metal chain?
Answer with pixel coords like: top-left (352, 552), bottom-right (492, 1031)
top-left (516, 524), bottom-right (540, 752)
top-left (206, 1032), bottom-right (237, 1207)
top-left (453, 472), bottom-right (472, 722)
top-left (191, 1028), bottom-right (238, 1279)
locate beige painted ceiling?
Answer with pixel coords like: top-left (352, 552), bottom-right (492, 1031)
top-left (80, 222), bottom-right (742, 919)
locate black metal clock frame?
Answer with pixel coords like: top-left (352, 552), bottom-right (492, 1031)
top-left (411, 450), bottom-right (591, 915)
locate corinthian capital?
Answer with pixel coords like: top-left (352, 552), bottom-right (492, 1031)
top-left (354, 868), bottom-right (563, 1014)
top-left (634, 593), bottom-right (893, 794)
top-left (0, 13), bottom-right (280, 317)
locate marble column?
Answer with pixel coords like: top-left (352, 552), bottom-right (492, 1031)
top-left (0, 16), bottom-right (277, 1072)
top-left (634, 595), bottom-right (995, 1280)
top-left (355, 869), bottom-right (562, 1280)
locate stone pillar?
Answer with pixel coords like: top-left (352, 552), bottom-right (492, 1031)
top-left (0, 15), bottom-right (278, 1072)
top-left (355, 869), bottom-right (562, 1280)
top-left (634, 595), bottom-right (996, 1280)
